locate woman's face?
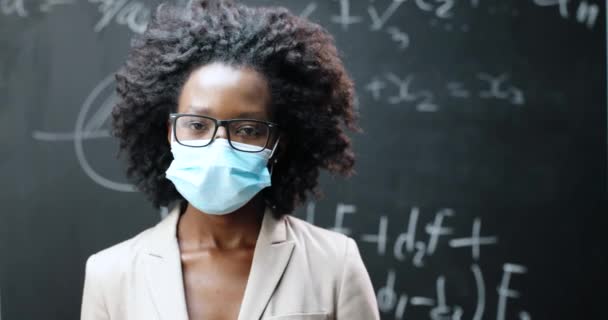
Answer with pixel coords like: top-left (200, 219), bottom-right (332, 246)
top-left (168, 62), bottom-right (273, 144)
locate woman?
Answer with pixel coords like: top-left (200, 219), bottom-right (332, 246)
top-left (80, 0), bottom-right (379, 319)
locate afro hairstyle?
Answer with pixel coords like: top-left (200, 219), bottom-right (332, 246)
top-left (111, 0), bottom-right (361, 218)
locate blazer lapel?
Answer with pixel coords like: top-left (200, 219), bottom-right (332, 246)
top-left (142, 203), bottom-right (295, 320)
top-left (142, 204), bottom-right (190, 320)
top-left (237, 207), bottom-right (295, 320)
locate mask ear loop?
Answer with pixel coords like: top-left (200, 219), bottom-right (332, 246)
top-left (268, 135), bottom-right (281, 176)
top-left (267, 134), bottom-right (281, 211)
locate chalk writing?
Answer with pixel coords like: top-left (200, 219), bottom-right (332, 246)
top-left (299, 201), bottom-right (530, 319)
top-left (331, 0), bottom-right (363, 30)
top-left (478, 73), bottom-right (525, 105)
top-left (386, 26), bottom-right (410, 50)
top-left (308, 204), bottom-right (500, 267)
top-left (0, 0), bottom-right (27, 17)
top-left (329, 0), bottom-right (599, 34)
top-left (88, 0), bottom-right (151, 34)
top-left (299, 2), bottom-right (317, 19)
top-left (32, 74), bottom-right (136, 193)
top-left (497, 263), bottom-right (528, 320)
top-left (330, 202), bottom-right (357, 235)
top-left (364, 72), bottom-right (524, 112)
top-left (40, 0), bottom-right (74, 12)
top-left (449, 218), bottom-right (499, 261)
top-left (367, 0), bottom-right (406, 30)
top-left (376, 263), bottom-right (528, 319)
top-left (533, 0), bottom-right (599, 29)
top-left (1, 0), bottom-right (74, 16)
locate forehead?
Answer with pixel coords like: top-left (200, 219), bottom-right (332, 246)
top-left (177, 62), bottom-right (271, 119)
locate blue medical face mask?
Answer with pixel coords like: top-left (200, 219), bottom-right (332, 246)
top-left (165, 135), bottom-right (280, 215)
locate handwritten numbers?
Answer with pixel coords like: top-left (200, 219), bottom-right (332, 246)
top-left (446, 82), bottom-right (471, 98)
top-left (478, 73), bottom-right (525, 106)
top-left (368, 0), bottom-right (407, 30)
top-left (365, 77), bottom-right (387, 100)
top-left (496, 263), bottom-right (528, 320)
top-left (533, 0), bottom-right (598, 29)
top-left (376, 263), bottom-right (529, 320)
top-left (331, 0), bottom-right (362, 30)
top-left (0, 0), bottom-right (27, 17)
top-left (384, 73), bottom-right (438, 112)
top-left (361, 215), bottom-right (389, 255)
top-left (430, 276), bottom-right (464, 319)
top-left (449, 218), bottom-right (498, 261)
top-left (386, 27), bottom-right (410, 50)
top-left (331, 203), bottom-right (356, 235)
top-left (425, 209), bottom-right (454, 255)
top-left (88, 0), bottom-right (151, 34)
top-left (394, 207), bottom-right (420, 261)
top-left (377, 270), bottom-right (399, 312)
top-left (299, 2), bottom-right (317, 19)
top-left (470, 264), bottom-right (486, 320)
top-left (575, 1), bottom-right (599, 29)
top-left (366, 72), bottom-right (525, 112)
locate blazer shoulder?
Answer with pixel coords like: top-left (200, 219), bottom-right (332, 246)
top-left (85, 224), bottom-right (156, 279)
top-left (284, 214), bottom-right (351, 259)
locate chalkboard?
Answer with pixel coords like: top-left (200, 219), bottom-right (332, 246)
top-left (0, 0), bottom-right (606, 319)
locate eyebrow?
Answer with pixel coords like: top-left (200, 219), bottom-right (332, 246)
top-left (188, 105), bottom-right (269, 120)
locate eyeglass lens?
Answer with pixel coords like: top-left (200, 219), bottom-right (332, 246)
top-left (174, 115), bottom-right (270, 152)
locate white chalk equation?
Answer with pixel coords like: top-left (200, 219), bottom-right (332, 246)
top-left (31, 74), bottom-right (136, 193)
top-left (301, 202), bottom-right (530, 319)
top-left (364, 72), bottom-right (525, 112)
top-left (88, 0), bottom-right (151, 34)
top-left (328, 0), bottom-right (599, 31)
top-left (1, 0), bottom-right (27, 16)
top-left (330, 0), bottom-right (467, 31)
top-left (377, 263), bottom-right (529, 320)
top-left (307, 203), bottom-right (499, 266)
top-left (0, 0), bottom-right (151, 34)
top-left (0, 0), bottom-right (75, 17)
top-left (1, 0), bottom-right (322, 33)
top-left (533, 0), bottom-right (600, 29)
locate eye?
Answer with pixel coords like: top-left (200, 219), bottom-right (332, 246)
top-left (235, 125), bottom-right (261, 136)
top-left (188, 121), bottom-right (208, 131)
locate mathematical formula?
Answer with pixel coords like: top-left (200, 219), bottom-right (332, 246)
top-left (301, 202), bottom-right (530, 320)
top-left (377, 263), bottom-right (530, 320)
top-left (364, 72), bottom-right (524, 112)
top-left (1, 0), bottom-right (599, 35)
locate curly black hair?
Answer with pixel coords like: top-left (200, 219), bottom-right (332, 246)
top-left (111, 0), bottom-right (361, 218)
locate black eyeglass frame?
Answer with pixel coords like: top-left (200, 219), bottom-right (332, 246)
top-left (169, 113), bottom-right (281, 153)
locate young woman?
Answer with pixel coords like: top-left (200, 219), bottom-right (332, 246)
top-left (80, 1), bottom-right (379, 319)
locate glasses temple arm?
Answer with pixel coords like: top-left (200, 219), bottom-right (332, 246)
top-left (268, 134), bottom-right (281, 159)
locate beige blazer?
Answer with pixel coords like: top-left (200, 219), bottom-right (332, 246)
top-left (80, 204), bottom-right (380, 320)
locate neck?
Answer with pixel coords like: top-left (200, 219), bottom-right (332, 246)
top-left (176, 196), bottom-right (265, 251)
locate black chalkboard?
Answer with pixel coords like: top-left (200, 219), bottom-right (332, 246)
top-left (1, 0), bottom-right (606, 319)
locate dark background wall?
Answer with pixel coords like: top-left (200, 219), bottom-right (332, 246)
top-left (1, 0), bottom-right (606, 319)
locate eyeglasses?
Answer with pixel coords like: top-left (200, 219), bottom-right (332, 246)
top-left (169, 113), bottom-right (281, 153)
